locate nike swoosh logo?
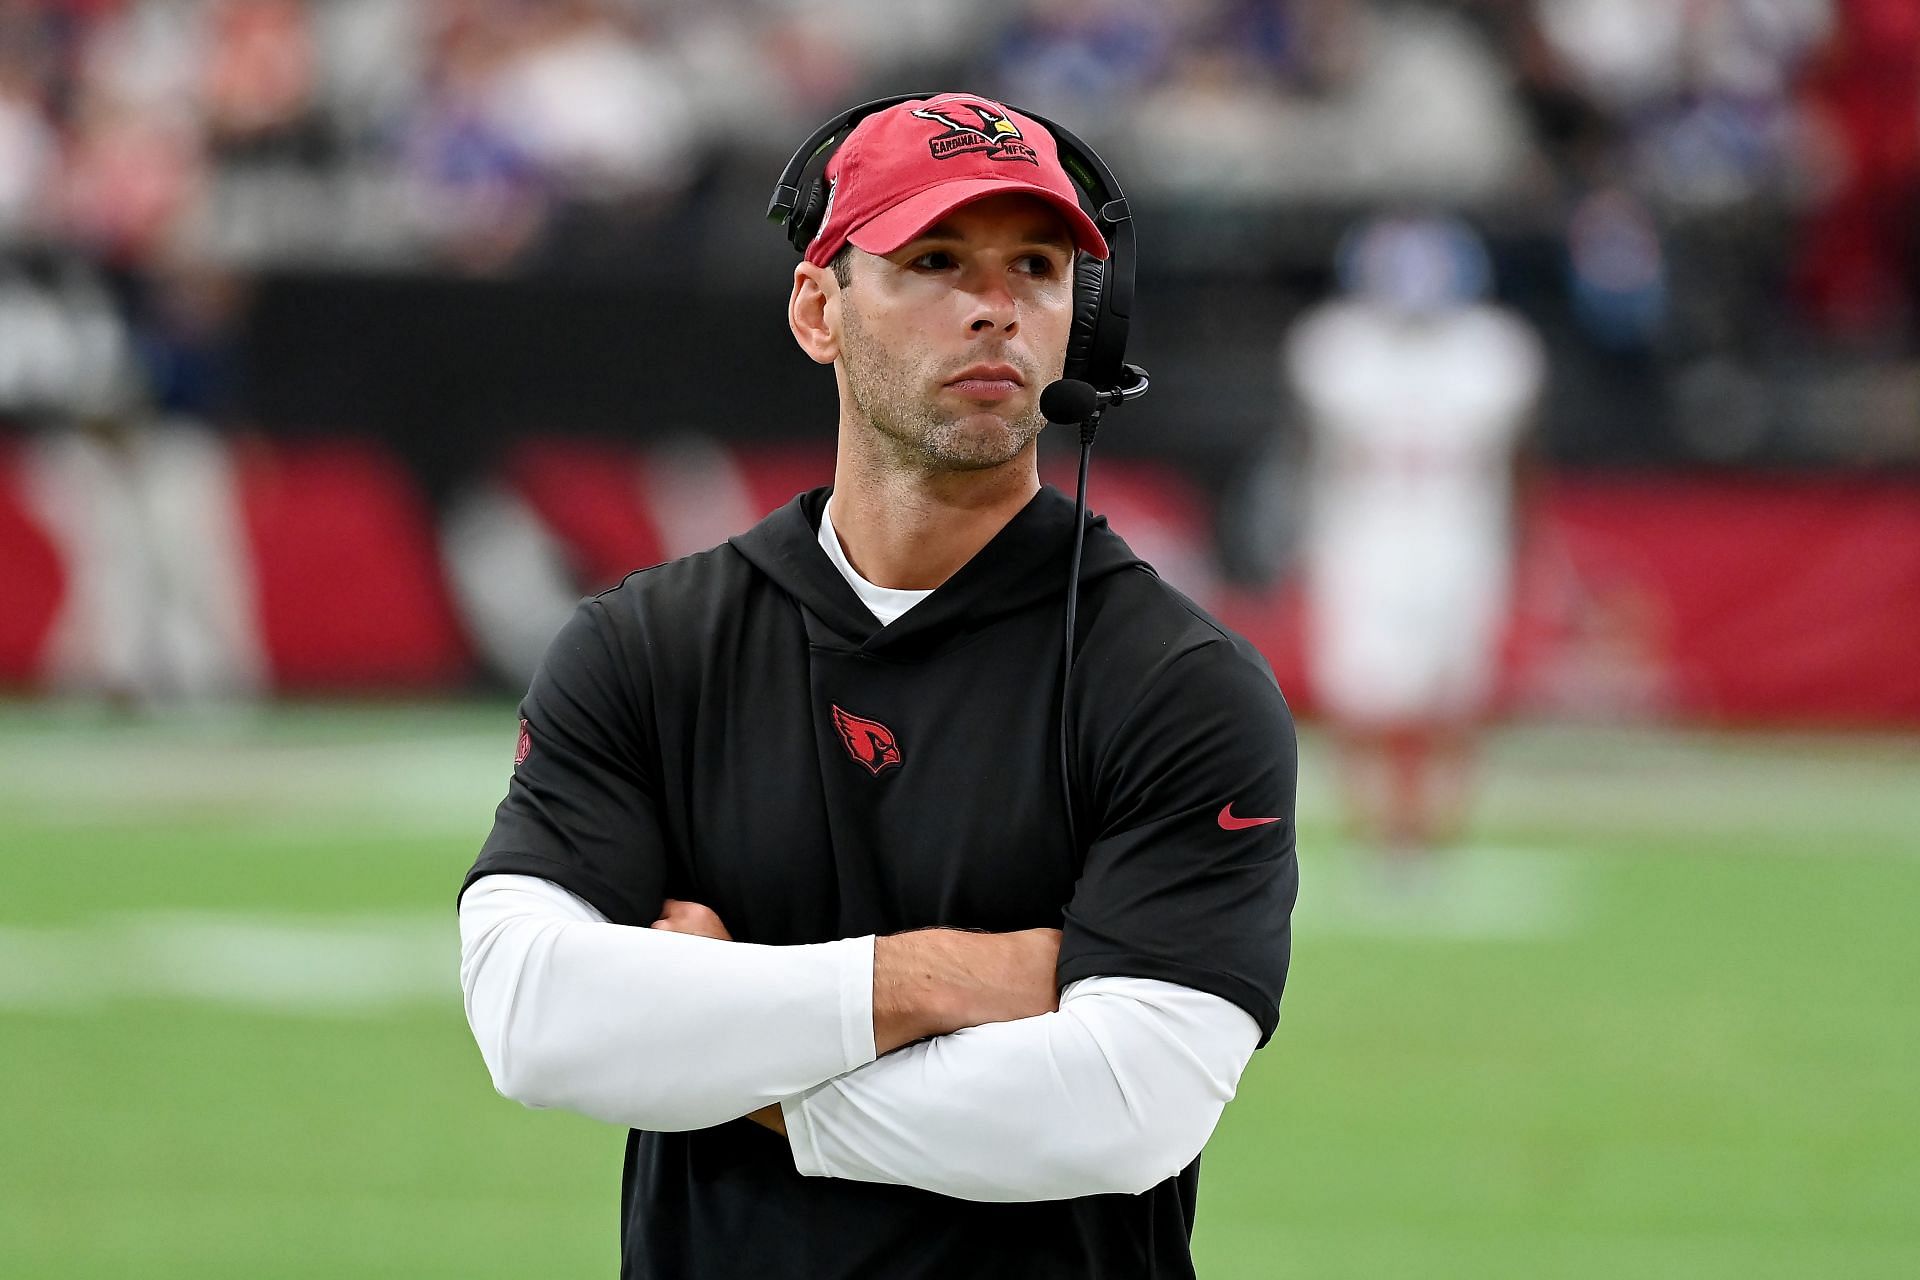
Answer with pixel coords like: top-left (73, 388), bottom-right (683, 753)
top-left (1217, 804), bottom-right (1284, 831)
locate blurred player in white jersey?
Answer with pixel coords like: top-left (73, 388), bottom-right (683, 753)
top-left (1285, 214), bottom-right (1545, 860)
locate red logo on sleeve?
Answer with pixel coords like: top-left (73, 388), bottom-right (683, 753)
top-left (831, 705), bottom-right (903, 776)
top-left (1217, 803), bottom-right (1283, 831)
top-left (515, 719), bottom-right (532, 767)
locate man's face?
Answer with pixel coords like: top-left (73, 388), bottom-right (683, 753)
top-left (834, 193), bottom-right (1078, 472)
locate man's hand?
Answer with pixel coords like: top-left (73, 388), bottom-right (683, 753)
top-left (872, 927), bottom-right (1062, 1055)
top-left (647, 901), bottom-right (1060, 1107)
top-left (651, 899), bottom-right (732, 941)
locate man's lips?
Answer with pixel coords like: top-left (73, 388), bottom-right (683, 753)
top-left (943, 365), bottom-right (1026, 400)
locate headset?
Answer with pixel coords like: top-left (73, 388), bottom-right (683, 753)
top-left (768, 93), bottom-right (1150, 853)
top-left (767, 92), bottom-right (1144, 400)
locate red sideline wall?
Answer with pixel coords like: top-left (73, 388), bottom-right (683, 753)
top-left (0, 435), bottom-right (469, 692)
top-left (3, 437), bottom-right (1916, 725)
top-left (1518, 473), bottom-right (1920, 725)
top-left (0, 440), bottom-right (64, 680)
top-left (235, 439), bottom-right (470, 690)
top-left (1221, 473), bottom-right (1920, 727)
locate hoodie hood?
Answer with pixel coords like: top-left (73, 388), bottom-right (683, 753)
top-left (729, 485), bottom-right (1149, 657)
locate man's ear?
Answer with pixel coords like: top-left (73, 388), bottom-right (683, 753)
top-left (789, 262), bottom-right (840, 366)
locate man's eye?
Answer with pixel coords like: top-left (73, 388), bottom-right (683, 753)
top-left (1020, 254), bottom-right (1062, 277)
top-left (913, 251), bottom-right (956, 270)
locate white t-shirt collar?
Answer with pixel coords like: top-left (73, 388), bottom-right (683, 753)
top-left (818, 499), bottom-right (933, 627)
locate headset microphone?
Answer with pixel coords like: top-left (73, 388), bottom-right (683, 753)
top-left (1041, 366), bottom-right (1153, 435)
top-left (1039, 379), bottom-right (1101, 428)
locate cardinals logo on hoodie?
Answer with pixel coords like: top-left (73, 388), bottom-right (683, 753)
top-left (830, 704), bottom-right (903, 776)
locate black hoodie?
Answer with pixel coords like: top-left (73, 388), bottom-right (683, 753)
top-left (467, 484), bottom-right (1299, 1279)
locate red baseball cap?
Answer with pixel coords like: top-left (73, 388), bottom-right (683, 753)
top-left (803, 93), bottom-right (1109, 269)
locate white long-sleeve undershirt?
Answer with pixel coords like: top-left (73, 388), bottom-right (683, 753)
top-left (459, 873), bottom-right (1261, 1201)
top-left (781, 970), bottom-right (1259, 1201)
top-left (460, 873), bottom-right (875, 1131)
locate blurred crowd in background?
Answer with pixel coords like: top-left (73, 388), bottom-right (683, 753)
top-left (0, 0), bottom-right (1915, 446)
top-left (0, 0), bottom-right (1907, 281)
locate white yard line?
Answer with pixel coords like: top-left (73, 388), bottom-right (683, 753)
top-left (3, 734), bottom-right (513, 832)
top-left (0, 913), bottom-right (457, 1014)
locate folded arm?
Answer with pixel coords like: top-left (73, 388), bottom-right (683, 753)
top-left (460, 873), bottom-right (875, 1131)
top-left (459, 873), bottom-right (1063, 1132)
top-left (781, 974), bottom-right (1259, 1202)
top-left (640, 895), bottom-right (1261, 1203)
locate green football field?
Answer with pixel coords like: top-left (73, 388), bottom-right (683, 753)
top-left (2, 702), bottom-right (1916, 1278)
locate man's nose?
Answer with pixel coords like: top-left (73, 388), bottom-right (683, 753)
top-left (967, 278), bottom-right (1018, 334)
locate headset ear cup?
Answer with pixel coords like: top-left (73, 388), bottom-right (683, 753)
top-left (1063, 253), bottom-right (1104, 384)
top-left (789, 177), bottom-right (829, 254)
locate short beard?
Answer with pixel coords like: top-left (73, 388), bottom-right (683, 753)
top-left (840, 299), bottom-right (1046, 472)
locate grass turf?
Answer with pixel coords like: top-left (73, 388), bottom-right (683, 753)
top-left (2, 702), bottom-right (1915, 1277)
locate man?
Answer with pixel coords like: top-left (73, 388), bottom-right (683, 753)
top-left (1286, 212), bottom-right (1543, 860)
top-left (458, 92), bottom-right (1298, 1278)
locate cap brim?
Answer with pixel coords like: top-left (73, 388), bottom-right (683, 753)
top-left (846, 178), bottom-right (1110, 262)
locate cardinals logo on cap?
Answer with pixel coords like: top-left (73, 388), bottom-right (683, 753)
top-left (911, 101), bottom-right (1038, 164)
